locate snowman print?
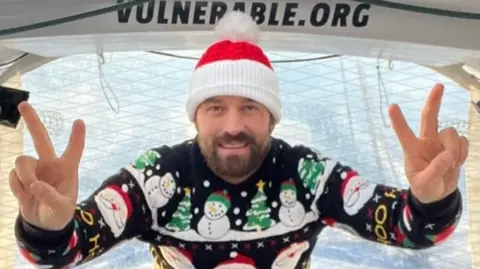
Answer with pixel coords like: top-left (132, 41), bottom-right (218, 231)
top-left (145, 173), bottom-right (176, 209)
top-left (144, 173), bottom-right (176, 230)
top-left (197, 190), bottom-right (231, 240)
top-left (340, 170), bottom-right (376, 216)
top-left (94, 185), bottom-right (132, 238)
top-left (278, 180), bottom-right (305, 227)
top-left (272, 241), bottom-right (310, 269)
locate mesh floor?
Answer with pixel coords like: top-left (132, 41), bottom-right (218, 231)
top-left (2, 51), bottom-right (475, 269)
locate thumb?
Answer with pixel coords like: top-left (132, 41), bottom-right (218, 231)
top-left (30, 181), bottom-right (74, 213)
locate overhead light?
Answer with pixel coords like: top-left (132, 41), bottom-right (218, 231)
top-left (0, 86), bottom-right (29, 128)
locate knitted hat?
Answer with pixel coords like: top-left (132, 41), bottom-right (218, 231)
top-left (281, 179), bottom-right (296, 192)
top-left (186, 11), bottom-right (281, 123)
top-left (208, 190), bottom-right (231, 209)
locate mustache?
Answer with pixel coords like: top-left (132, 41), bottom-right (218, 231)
top-left (215, 132), bottom-right (255, 145)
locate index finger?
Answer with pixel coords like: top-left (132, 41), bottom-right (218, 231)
top-left (18, 102), bottom-right (56, 160)
top-left (389, 104), bottom-right (418, 153)
top-left (420, 84), bottom-right (444, 138)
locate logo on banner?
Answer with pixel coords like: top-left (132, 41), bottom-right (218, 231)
top-left (117, 0), bottom-right (371, 28)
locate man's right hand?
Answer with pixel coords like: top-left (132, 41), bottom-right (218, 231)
top-left (9, 102), bottom-right (86, 231)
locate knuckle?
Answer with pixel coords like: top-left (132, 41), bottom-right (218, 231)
top-left (438, 127), bottom-right (458, 138)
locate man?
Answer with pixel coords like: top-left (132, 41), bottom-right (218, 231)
top-left (11, 11), bottom-right (467, 269)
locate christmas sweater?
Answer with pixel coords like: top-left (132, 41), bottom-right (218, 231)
top-left (15, 138), bottom-right (462, 269)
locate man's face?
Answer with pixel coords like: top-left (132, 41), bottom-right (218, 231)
top-left (195, 96), bottom-right (273, 181)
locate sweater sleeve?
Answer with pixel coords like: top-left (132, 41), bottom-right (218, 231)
top-left (294, 145), bottom-right (462, 249)
top-left (15, 146), bottom-right (178, 268)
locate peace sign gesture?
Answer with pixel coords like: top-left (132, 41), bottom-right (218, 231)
top-left (8, 102), bottom-right (86, 231)
top-left (389, 84), bottom-right (469, 204)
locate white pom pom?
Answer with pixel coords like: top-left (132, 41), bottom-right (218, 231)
top-left (215, 11), bottom-right (260, 44)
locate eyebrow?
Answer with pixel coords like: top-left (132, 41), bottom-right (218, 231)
top-left (203, 97), bottom-right (222, 104)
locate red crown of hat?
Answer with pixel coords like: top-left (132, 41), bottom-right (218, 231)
top-left (186, 11), bottom-right (281, 123)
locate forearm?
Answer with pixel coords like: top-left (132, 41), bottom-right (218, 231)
top-left (15, 167), bottom-right (153, 268)
top-left (318, 162), bottom-right (462, 249)
top-left (16, 210), bottom-right (86, 267)
top-left (323, 183), bottom-right (461, 249)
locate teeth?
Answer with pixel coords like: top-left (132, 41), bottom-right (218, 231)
top-left (221, 143), bottom-right (246, 149)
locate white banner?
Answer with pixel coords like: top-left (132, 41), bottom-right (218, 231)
top-left (0, 0), bottom-right (478, 65)
top-left (0, 0), bottom-right (477, 50)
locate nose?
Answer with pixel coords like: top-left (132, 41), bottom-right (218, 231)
top-left (222, 110), bottom-right (246, 135)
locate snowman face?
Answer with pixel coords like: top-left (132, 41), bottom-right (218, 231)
top-left (344, 177), bottom-right (371, 207)
top-left (160, 173), bottom-right (176, 197)
top-left (160, 247), bottom-right (193, 268)
top-left (97, 189), bottom-right (128, 231)
top-left (280, 189), bottom-right (297, 208)
top-left (145, 174), bottom-right (175, 208)
top-left (204, 201), bottom-right (228, 220)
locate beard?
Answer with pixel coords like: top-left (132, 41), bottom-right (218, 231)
top-left (199, 132), bottom-right (270, 179)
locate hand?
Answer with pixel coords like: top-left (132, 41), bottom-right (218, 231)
top-left (389, 84), bottom-right (469, 204)
top-left (8, 102), bottom-right (86, 231)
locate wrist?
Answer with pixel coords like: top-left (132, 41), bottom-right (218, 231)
top-left (408, 188), bottom-right (461, 222)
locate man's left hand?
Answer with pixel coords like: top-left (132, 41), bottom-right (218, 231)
top-left (389, 83), bottom-right (469, 204)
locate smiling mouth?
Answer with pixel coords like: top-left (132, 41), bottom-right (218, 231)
top-left (219, 142), bottom-right (248, 149)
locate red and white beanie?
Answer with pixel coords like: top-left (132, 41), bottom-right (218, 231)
top-left (186, 11), bottom-right (281, 123)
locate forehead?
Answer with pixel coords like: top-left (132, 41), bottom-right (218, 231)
top-left (202, 96), bottom-right (258, 105)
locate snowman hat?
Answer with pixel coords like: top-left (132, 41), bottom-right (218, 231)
top-left (186, 11), bottom-right (281, 123)
top-left (209, 190), bottom-right (231, 209)
top-left (281, 179), bottom-right (296, 192)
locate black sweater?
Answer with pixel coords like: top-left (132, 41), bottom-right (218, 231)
top-left (15, 138), bottom-right (462, 269)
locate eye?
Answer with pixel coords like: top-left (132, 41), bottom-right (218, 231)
top-left (207, 106), bottom-right (223, 112)
top-left (243, 105), bottom-right (257, 111)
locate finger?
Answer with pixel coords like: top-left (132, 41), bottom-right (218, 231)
top-left (14, 155), bottom-right (39, 189)
top-left (8, 169), bottom-right (31, 201)
top-left (438, 127), bottom-right (460, 164)
top-left (61, 119), bottom-right (86, 166)
top-left (30, 180), bottom-right (71, 212)
top-left (18, 102), bottom-right (56, 160)
top-left (388, 104), bottom-right (418, 152)
top-left (417, 151), bottom-right (455, 183)
top-left (457, 136), bottom-right (469, 166)
top-left (420, 84), bottom-right (444, 138)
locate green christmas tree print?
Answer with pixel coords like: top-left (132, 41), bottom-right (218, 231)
top-left (166, 188), bottom-right (192, 232)
top-left (298, 157), bottom-right (325, 192)
top-left (134, 149), bottom-right (160, 170)
top-left (243, 180), bottom-right (275, 231)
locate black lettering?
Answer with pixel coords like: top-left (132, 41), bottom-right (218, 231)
top-left (332, 4), bottom-right (350, 27)
top-left (210, 2), bottom-right (228, 24)
top-left (117, 0), bottom-right (132, 23)
top-left (157, 1), bottom-right (168, 24)
top-left (310, 3), bottom-right (330, 27)
top-left (193, 1), bottom-right (208, 24)
top-left (136, 0), bottom-right (155, 24)
top-left (172, 1), bottom-right (190, 24)
top-left (251, 2), bottom-right (267, 24)
top-left (232, 2), bottom-right (246, 12)
top-left (353, 4), bottom-right (370, 27)
top-left (282, 3), bottom-right (298, 26)
top-left (268, 3), bottom-right (279, 26)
